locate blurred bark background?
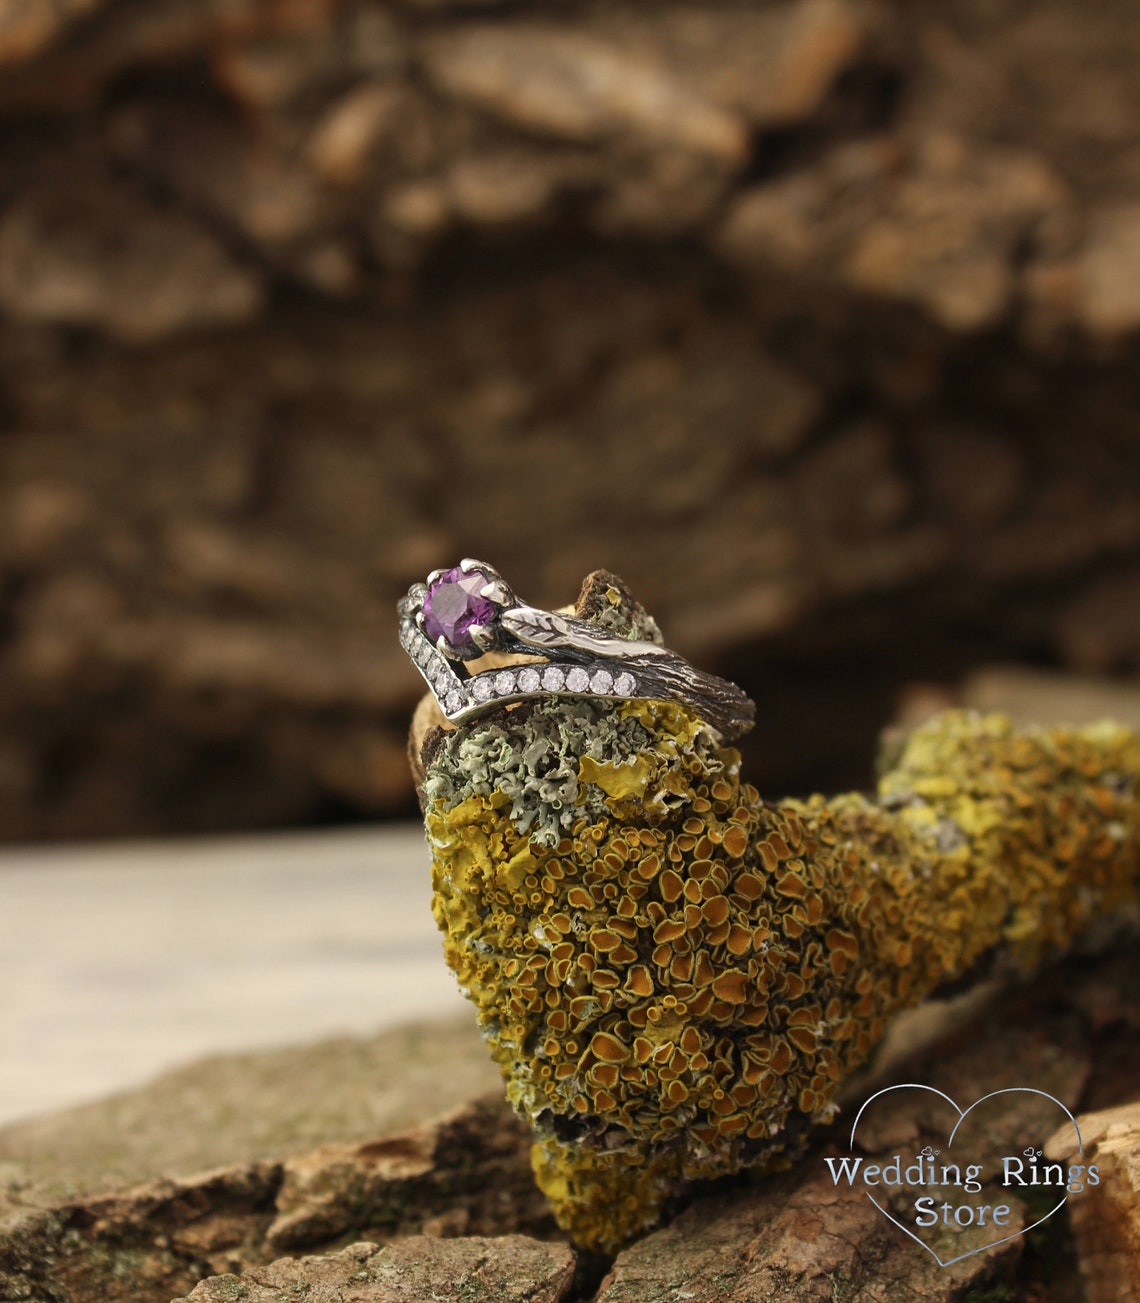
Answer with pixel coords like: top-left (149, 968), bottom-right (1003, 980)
top-left (2, 0), bottom-right (1140, 840)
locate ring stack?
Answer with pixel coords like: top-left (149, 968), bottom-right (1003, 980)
top-left (398, 559), bottom-right (755, 740)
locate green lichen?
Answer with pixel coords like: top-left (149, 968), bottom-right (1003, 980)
top-left (422, 698), bottom-right (658, 847)
top-left (416, 596), bottom-right (1140, 1254)
top-left (586, 583), bottom-right (663, 645)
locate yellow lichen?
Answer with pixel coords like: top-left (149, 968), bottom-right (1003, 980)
top-left (578, 754), bottom-right (653, 801)
top-left (419, 698), bottom-right (1140, 1254)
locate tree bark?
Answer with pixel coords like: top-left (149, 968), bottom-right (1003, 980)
top-left (2, 0), bottom-right (1140, 838)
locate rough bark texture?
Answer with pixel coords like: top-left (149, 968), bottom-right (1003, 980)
top-left (2, 0), bottom-right (1140, 838)
top-left (174, 1237), bottom-right (578, 1303)
top-left (0, 1019), bottom-right (503, 1200)
top-left (1047, 1101), bottom-right (1140, 1303)
top-left (0, 1094), bottom-right (553, 1303)
top-left (3, 938), bottom-right (1140, 1302)
top-left (592, 1169), bottom-right (1026, 1303)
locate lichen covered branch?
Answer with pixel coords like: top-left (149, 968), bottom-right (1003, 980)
top-left (414, 580), bottom-right (1140, 1253)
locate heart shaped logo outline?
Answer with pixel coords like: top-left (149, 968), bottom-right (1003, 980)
top-left (847, 1084), bottom-right (1083, 1268)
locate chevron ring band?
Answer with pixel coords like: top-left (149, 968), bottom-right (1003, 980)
top-left (397, 559), bottom-right (755, 741)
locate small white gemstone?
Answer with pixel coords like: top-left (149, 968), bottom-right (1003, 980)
top-left (590, 669), bottom-right (613, 694)
top-left (444, 689), bottom-right (464, 714)
top-left (565, 667), bottom-right (589, 693)
top-left (517, 667), bottom-right (541, 693)
top-left (472, 675), bottom-right (495, 702)
top-left (541, 666), bottom-right (565, 691)
top-left (494, 670), bottom-right (516, 695)
top-left (614, 672), bottom-right (637, 696)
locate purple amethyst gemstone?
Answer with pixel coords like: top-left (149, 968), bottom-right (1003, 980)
top-left (422, 566), bottom-right (497, 652)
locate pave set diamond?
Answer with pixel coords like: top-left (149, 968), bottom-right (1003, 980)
top-left (398, 612), bottom-right (639, 724)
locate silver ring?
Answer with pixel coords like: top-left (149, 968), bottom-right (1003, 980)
top-left (397, 559), bottom-right (755, 740)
